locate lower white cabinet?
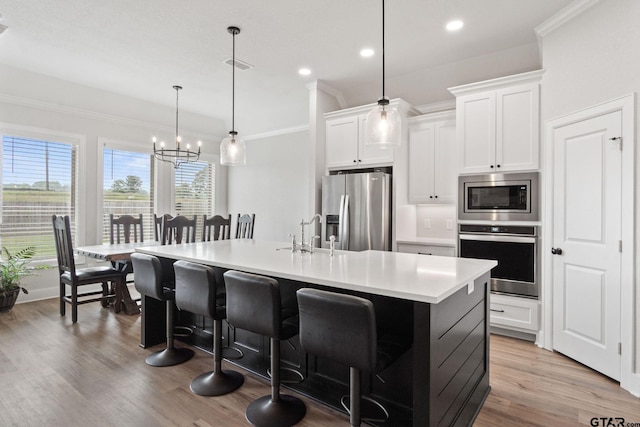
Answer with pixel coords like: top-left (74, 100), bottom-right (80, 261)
top-left (489, 293), bottom-right (539, 332)
top-left (396, 242), bottom-right (455, 257)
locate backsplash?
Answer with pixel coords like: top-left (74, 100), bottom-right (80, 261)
top-left (416, 205), bottom-right (456, 239)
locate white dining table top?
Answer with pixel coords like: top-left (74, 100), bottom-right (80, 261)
top-left (135, 239), bottom-right (496, 304)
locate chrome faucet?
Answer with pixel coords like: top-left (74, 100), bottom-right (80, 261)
top-left (295, 214), bottom-right (322, 253)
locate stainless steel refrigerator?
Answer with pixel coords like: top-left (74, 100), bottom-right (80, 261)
top-left (321, 172), bottom-right (391, 251)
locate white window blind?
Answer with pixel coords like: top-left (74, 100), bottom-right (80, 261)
top-left (103, 147), bottom-right (154, 243)
top-left (174, 160), bottom-right (215, 219)
top-left (0, 135), bottom-right (77, 258)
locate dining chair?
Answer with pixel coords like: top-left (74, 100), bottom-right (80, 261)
top-left (235, 213), bottom-right (255, 239)
top-left (52, 215), bottom-right (123, 323)
top-left (109, 214), bottom-right (144, 244)
top-left (162, 215), bottom-right (197, 244)
top-left (202, 214), bottom-right (232, 242)
top-left (154, 213), bottom-right (173, 242)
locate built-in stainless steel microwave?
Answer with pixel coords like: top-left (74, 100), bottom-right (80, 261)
top-left (458, 172), bottom-right (539, 221)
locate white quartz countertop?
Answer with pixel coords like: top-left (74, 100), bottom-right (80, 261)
top-left (136, 240), bottom-right (496, 304)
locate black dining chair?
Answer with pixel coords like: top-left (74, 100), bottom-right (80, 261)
top-left (52, 215), bottom-right (123, 323)
top-left (202, 214), bottom-right (232, 242)
top-left (154, 213), bottom-right (172, 242)
top-left (235, 213), bottom-right (255, 239)
top-left (109, 213), bottom-right (144, 244)
top-left (161, 215), bottom-right (197, 245)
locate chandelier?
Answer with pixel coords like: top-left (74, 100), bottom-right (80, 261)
top-left (153, 85), bottom-right (201, 168)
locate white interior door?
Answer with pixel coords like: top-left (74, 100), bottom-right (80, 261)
top-left (552, 110), bottom-right (622, 381)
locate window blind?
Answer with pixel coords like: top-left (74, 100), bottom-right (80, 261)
top-left (102, 148), bottom-right (154, 243)
top-left (0, 135), bottom-right (77, 258)
top-left (174, 160), bottom-right (215, 219)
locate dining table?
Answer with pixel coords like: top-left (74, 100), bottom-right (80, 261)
top-left (75, 241), bottom-right (158, 315)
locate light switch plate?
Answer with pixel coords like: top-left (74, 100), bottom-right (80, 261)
top-left (423, 219), bottom-right (431, 229)
top-left (446, 219), bottom-right (453, 230)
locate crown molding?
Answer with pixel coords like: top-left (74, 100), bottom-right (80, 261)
top-left (535, 0), bottom-right (601, 38)
top-left (243, 124), bottom-right (309, 141)
top-left (0, 93), bottom-right (175, 133)
top-left (415, 100), bottom-right (456, 115)
top-left (448, 69), bottom-right (545, 97)
top-left (307, 80), bottom-right (348, 109)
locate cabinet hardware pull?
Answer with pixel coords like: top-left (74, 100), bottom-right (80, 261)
top-left (490, 165), bottom-right (494, 168)
top-left (551, 247), bottom-right (563, 255)
top-left (496, 164), bottom-right (501, 168)
top-left (490, 308), bottom-right (505, 313)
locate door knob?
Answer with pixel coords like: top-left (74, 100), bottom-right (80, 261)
top-left (551, 247), bottom-right (563, 255)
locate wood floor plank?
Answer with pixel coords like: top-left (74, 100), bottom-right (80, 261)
top-left (0, 296), bottom-right (639, 426)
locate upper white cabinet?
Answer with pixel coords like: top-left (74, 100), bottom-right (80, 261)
top-left (408, 111), bottom-right (457, 204)
top-left (325, 99), bottom-right (419, 170)
top-left (449, 70), bottom-right (543, 174)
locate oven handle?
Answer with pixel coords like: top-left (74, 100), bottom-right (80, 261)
top-left (459, 233), bottom-right (537, 244)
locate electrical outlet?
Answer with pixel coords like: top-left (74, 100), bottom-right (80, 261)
top-left (446, 219), bottom-right (453, 230)
top-left (423, 219), bottom-right (431, 229)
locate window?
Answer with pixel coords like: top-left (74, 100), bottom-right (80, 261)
top-left (102, 147), bottom-right (155, 242)
top-left (174, 160), bottom-right (215, 219)
top-left (0, 134), bottom-right (78, 258)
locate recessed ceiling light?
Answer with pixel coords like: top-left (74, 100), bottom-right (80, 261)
top-left (298, 68), bottom-right (312, 76)
top-left (360, 48), bottom-right (375, 58)
top-left (446, 20), bottom-right (464, 31)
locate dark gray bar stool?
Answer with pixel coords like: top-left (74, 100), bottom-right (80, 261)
top-left (173, 260), bottom-right (244, 396)
top-left (224, 270), bottom-right (306, 427)
top-left (297, 288), bottom-right (400, 427)
top-left (131, 252), bottom-right (194, 366)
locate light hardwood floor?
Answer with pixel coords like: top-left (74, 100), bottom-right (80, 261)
top-left (1, 295), bottom-right (639, 426)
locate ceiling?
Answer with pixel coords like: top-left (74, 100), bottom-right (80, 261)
top-left (0, 0), bottom-right (575, 136)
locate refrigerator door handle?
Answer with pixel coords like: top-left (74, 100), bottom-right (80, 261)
top-left (342, 194), bottom-right (350, 250)
top-left (338, 195), bottom-right (345, 250)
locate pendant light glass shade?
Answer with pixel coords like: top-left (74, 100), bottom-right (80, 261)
top-left (220, 131), bottom-right (246, 166)
top-left (365, 0), bottom-right (400, 148)
top-left (365, 98), bottom-right (401, 148)
top-left (220, 26), bottom-right (246, 166)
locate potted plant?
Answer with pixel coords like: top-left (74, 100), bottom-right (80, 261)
top-left (0, 246), bottom-right (47, 312)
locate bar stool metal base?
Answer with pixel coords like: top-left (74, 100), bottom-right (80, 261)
top-left (246, 395), bottom-right (306, 427)
top-left (191, 369), bottom-right (244, 396)
top-left (145, 347), bottom-right (194, 367)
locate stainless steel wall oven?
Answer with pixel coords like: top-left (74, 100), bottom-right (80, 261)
top-left (458, 224), bottom-right (539, 299)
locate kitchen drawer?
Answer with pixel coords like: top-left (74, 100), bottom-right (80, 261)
top-left (396, 243), bottom-right (455, 257)
top-left (489, 294), bottom-right (539, 331)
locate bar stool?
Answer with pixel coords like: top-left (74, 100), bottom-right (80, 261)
top-left (297, 288), bottom-right (407, 427)
top-left (130, 252), bottom-right (194, 367)
top-left (173, 260), bottom-right (244, 396)
top-left (224, 270), bottom-right (306, 427)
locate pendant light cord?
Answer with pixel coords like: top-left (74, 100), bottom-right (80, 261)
top-left (231, 29), bottom-right (236, 133)
top-left (381, 0), bottom-right (386, 99)
top-left (175, 86), bottom-right (179, 145)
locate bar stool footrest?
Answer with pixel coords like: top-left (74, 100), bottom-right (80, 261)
top-left (340, 394), bottom-right (389, 423)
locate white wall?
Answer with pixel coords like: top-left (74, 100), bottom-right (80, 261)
top-left (540, 0), bottom-right (640, 394)
top-left (226, 130), bottom-right (310, 242)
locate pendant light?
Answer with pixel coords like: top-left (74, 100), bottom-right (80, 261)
top-left (365, 0), bottom-right (401, 148)
top-left (152, 85), bottom-right (202, 169)
top-left (220, 26), bottom-right (246, 166)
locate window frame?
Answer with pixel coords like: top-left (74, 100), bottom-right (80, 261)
top-left (0, 123), bottom-right (87, 260)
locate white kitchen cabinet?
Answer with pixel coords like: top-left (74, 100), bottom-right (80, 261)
top-left (489, 293), bottom-right (539, 332)
top-left (396, 242), bottom-right (455, 257)
top-left (408, 111), bottom-right (456, 204)
top-left (449, 70), bottom-right (543, 174)
top-left (325, 99), bottom-right (419, 170)
top-left (325, 114), bottom-right (393, 168)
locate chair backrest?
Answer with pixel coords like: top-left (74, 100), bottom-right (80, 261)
top-left (173, 260), bottom-right (222, 319)
top-left (51, 215), bottom-right (76, 277)
top-left (130, 252), bottom-right (165, 300)
top-left (235, 213), bottom-right (255, 239)
top-left (110, 214), bottom-right (144, 244)
top-left (154, 214), bottom-right (173, 242)
top-left (296, 288), bottom-right (377, 372)
top-left (162, 215), bottom-right (197, 244)
top-left (224, 270), bottom-right (282, 339)
top-left (202, 214), bottom-right (232, 242)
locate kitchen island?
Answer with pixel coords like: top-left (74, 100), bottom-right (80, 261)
top-left (136, 239), bottom-right (496, 427)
